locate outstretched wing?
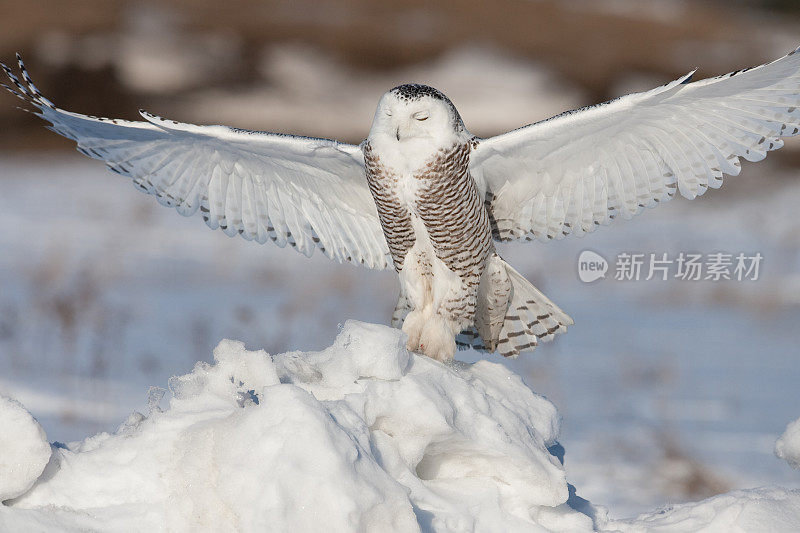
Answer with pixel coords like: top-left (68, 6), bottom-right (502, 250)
top-left (471, 47), bottom-right (800, 242)
top-left (2, 55), bottom-right (390, 269)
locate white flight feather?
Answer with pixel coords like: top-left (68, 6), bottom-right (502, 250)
top-left (471, 47), bottom-right (800, 242)
top-left (1, 56), bottom-right (391, 269)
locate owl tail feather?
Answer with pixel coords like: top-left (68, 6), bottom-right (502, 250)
top-left (457, 259), bottom-right (572, 358)
top-left (494, 262), bottom-right (573, 358)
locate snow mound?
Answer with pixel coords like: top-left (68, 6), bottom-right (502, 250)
top-left (1, 321), bottom-right (592, 532)
top-left (608, 487), bottom-right (800, 532)
top-left (0, 396), bottom-right (51, 502)
top-left (776, 416), bottom-right (800, 469)
top-left (4, 320), bottom-right (798, 532)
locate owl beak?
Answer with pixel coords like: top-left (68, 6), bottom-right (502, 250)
top-left (395, 126), bottom-right (400, 141)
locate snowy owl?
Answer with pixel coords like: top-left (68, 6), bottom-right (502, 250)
top-left (4, 49), bottom-right (800, 361)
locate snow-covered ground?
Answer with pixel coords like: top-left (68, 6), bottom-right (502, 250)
top-left (777, 417), bottom-right (800, 470)
top-left (1, 322), bottom-right (583, 532)
top-left (1, 321), bottom-right (798, 531)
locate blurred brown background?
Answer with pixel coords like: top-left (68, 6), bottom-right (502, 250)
top-left (2, 0), bottom-right (800, 149)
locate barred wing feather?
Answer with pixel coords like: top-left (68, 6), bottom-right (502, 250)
top-left (1, 55), bottom-right (390, 269)
top-left (471, 46), bottom-right (800, 242)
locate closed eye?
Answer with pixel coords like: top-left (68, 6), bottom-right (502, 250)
top-left (416, 116), bottom-right (428, 121)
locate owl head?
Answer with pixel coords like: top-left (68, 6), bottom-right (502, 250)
top-left (369, 84), bottom-right (466, 144)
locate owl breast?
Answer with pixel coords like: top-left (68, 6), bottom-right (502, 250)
top-left (410, 141), bottom-right (493, 283)
top-left (364, 140), bottom-right (493, 306)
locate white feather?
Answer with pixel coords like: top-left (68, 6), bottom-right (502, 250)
top-left (471, 47), bottom-right (800, 242)
top-left (2, 59), bottom-right (391, 269)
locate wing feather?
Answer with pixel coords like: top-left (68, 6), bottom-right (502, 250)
top-left (472, 47), bottom-right (800, 242)
top-left (2, 56), bottom-right (390, 269)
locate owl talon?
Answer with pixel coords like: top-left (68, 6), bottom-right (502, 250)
top-left (419, 314), bottom-right (456, 362)
top-left (402, 309), bottom-right (426, 352)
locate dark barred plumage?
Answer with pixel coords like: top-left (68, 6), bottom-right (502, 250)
top-left (363, 133), bottom-right (570, 359)
top-left (414, 142), bottom-right (493, 320)
top-left (390, 84), bottom-right (448, 102)
top-left (363, 142), bottom-right (415, 271)
top-left (364, 140), bottom-right (495, 329)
